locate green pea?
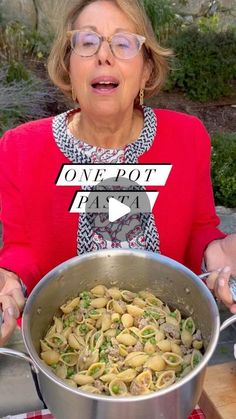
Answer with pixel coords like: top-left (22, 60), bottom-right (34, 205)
top-left (79, 324), bottom-right (88, 334)
top-left (193, 354), bottom-right (200, 367)
top-left (143, 329), bottom-right (153, 336)
top-left (80, 291), bottom-right (90, 299)
top-left (64, 356), bottom-right (72, 363)
top-left (168, 355), bottom-right (177, 363)
top-left (144, 310), bottom-right (160, 320)
top-left (186, 320), bottom-right (194, 333)
top-left (90, 309), bottom-right (98, 315)
top-left (89, 366), bottom-right (100, 376)
top-left (54, 337), bottom-right (63, 344)
top-left (111, 384), bottom-right (120, 394)
top-left (100, 355), bottom-right (108, 363)
top-left (67, 367), bottom-right (75, 378)
top-left (144, 310), bottom-right (150, 318)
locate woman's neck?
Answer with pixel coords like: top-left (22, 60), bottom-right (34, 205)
top-left (69, 107), bottom-right (144, 149)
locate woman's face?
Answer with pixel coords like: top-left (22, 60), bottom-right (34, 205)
top-left (69, 0), bottom-right (151, 118)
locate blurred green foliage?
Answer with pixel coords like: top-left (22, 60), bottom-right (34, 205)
top-left (141, 0), bottom-right (181, 43)
top-left (6, 61), bottom-right (30, 83)
top-left (0, 22), bottom-right (63, 136)
top-left (0, 67), bottom-right (65, 136)
top-left (198, 15), bottom-right (220, 33)
top-left (211, 133), bottom-right (236, 208)
top-left (0, 21), bottom-right (52, 63)
top-left (166, 27), bottom-right (236, 102)
top-left (142, 0), bottom-right (236, 102)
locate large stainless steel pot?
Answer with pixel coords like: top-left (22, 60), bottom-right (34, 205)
top-left (1, 249), bottom-right (236, 419)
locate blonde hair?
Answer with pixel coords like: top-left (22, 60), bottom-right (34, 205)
top-left (48, 0), bottom-right (172, 101)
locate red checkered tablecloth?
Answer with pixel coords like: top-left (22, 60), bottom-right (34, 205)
top-left (6, 407), bottom-right (206, 418)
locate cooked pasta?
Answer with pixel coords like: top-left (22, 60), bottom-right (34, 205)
top-left (40, 286), bottom-right (204, 396)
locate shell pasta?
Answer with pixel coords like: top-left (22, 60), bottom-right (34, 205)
top-left (40, 285), bottom-right (204, 396)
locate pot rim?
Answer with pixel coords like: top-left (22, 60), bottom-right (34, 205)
top-left (22, 249), bottom-right (220, 402)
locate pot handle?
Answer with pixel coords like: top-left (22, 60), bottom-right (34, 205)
top-left (0, 347), bottom-right (47, 408)
top-left (220, 314), bottom-right (236, 332)
top-left (0, 347), bottom-right (38, 373)
top-left (199, 272), bottom-right (236, 302)
top-left (199, 272), bottom-right (236, 333)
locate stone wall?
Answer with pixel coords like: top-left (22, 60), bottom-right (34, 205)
top-left (0, 0), bottom-right (235, 32)
top-left (173, 0), bottom-right (236, 28)
top-left (0, 0), bottom-right (74, 31)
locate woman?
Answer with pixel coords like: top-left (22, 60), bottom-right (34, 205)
top-left (0, 0), bottom-right (235, 346)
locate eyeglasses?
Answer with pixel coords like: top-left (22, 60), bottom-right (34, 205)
top-left (67, 30), bottom-right (146, 60)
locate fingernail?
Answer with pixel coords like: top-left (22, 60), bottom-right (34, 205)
top-left (7, 307), bottom-right (16, 317)
top-left (222, 266), bottom-right (231, 273)
top-left (219, 279), bottom-right (225, 287)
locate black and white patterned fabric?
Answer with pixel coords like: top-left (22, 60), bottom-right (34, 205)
top-left (52, 106), bottom-right (160, 254)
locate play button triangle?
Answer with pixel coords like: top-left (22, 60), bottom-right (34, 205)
top-left (108, 197), bottom-right (131, 223)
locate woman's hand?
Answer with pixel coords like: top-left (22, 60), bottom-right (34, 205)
top-left (0, 268), bottom-right (26, 346)
top-left (204, 234), bottom-right (236, 313)
top-left (206, 267), bottom-right (236, 314)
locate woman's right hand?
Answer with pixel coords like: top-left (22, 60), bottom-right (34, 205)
top-left (0, 268), bottom-right (26, 346)
top-left (206, 267), bottom-right (236, 314)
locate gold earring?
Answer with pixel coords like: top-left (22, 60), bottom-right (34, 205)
top-left (139, 89), bottom-right (144, 106)
top-left (71, 86), bottom-right (77, 102)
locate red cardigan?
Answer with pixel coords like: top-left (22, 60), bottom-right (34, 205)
top-left (0, 109), bottom-right (225, 294)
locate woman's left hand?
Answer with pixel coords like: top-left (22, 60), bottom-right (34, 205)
top-left (204, 233), bottom-right (236, 313)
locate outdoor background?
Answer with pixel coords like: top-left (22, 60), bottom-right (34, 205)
top-left (0, 0), bottom-right (235, 209)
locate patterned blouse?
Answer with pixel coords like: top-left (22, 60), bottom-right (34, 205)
top-left (53, 106), bottom-right (158, 253)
